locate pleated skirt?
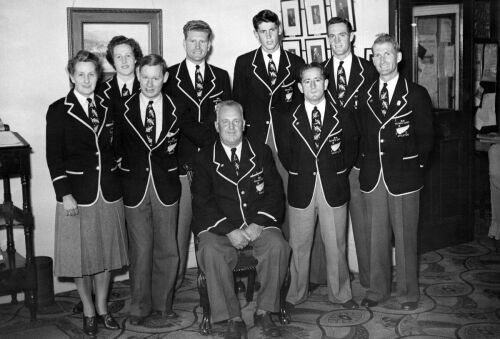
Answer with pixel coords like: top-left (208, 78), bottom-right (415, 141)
top-left (54, 196), bottom-right (129, 277)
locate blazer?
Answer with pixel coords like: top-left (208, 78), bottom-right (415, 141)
top-left (164, 60), bottom-right (231, 174)
top-left (114, 92), bottom-right (181, 207)
top-left (191, 138), bottom-right (284, 236)
top-left (99, 74), bottom-right (141, 104)
top-left (322, 55), bottom-right (378, 168)
top-left (357, 76), bottom-right (434, 195)
top-left (233, 48), bottom-right (305, 145)
top-left (46, 90), bottom-right (121, 205)
top-left (276, 100), bottom-right (350, 208)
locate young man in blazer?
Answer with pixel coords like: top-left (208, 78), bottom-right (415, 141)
top-left (191, 100), bottom-right (290, 338)
top-left (164, 20), bottom-right (231, 289)
top-left (310, 17), bottom-right (378, 290)
top-left (114, 54), bottom-right (181, 325)
top-left (277, 63), bottom-right (357, 309)
top-left (233, 10), bottom-right (304, 237)
top-left (357, 34), bottom-right (433, 311)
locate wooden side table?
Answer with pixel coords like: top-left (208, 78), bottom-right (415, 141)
top-left (0, 130), bottom-right (36, 321)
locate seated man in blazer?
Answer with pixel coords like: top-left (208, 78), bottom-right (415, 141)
top-left (191, 100), bottom-right (290, 338)
top-left (357, 34), bottom-right (433, 311)
top-left (114, 54), bottom-right (181, 325)
top-left (164, 20), bottom-right (231, 289)
top-left (276, 63), bottom-right (357, 309)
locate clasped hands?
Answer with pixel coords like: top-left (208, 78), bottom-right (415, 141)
top-left (226, 223), bottom-right (264, 249)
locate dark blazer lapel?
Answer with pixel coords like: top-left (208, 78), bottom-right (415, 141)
top-left (101, 76), bottom-right (115, 100)
top-left (124, 94), bottom-right (149, 148)
top-left (175, 60), bottom-right (199, 106)
top-left (213, 141), bottom-right (238, 184)
top-left (318, 101), bottom-right (339, 153)
top-left (325, 58), bottom-right (340, 100)
top-left (199, 64), bottom-right (216, 103)
top-left (251, 49), bottom-right (272, 92)
top-left (274, 49), bottom-right (291, 90)
top-left (386, 76), bottom-right (408, 119)
top-left (95, 94), bottom-right (108, 136)
top-left (343, 56), bottom-right (365, 106)
top-left (237, 140), bottom-right (256, 182)
top-left (366, 80), bottom-right (384, 124)
top-left (292, 104), bottom-right (316, 156)
top-left (156, 93), bottom-right (178, 148)
top-left (65, 90), bottom-right (94, 132)
top-left (132, 77), bottom-right (141, 94)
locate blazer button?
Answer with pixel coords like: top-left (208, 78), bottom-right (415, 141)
top-left (95, 152), bottom-right (99, 155)
top-left (146, 167), bottom-right (150, 172)
top-left (241, 190), bottom-right (245, 195)
top-left (266, 121), bottom-right (270, 125)
top-left (313, 171), bottom-right (317, 176)
top-left (380, 139), bottom-right (384, 143)
top-left (243, 203), bottom-right (247, 207)
top-left (95, 166), bottom-right (100, 170)
top-left (380, 152), bottom-right (385, 156)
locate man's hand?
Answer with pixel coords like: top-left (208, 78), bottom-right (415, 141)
top-left (62, 194), bottom-right (78, 216)
top-left (226, 229), bottom-right (249, 249)
top-left (245, 223), bottom-right (264, 241)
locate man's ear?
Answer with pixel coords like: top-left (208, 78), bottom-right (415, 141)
top-left (397, 51), bottom-right (402, 64)
top-left (214, 121), bottom-right (219, 133)
top-left (163, 71), bottom-right (169, 83)
top-left (298, 82), bottom-right (304, 94)
top-left (324, 78), bottom-right (329, 89)
top-left (350, 33), bottom-right (355, 43)
top-left (253, 30), bottom-right (260, 43)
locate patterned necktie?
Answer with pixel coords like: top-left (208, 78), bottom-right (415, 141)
top-left (311, 106), bottom-right (322, 149)
top-left (122, 84), bottom-right (130, 97)
top-left (87, 98), bottom-right (99, 133)
top-left (380, 82), bottom-right (389, 116)
top-left (145, 100), bottom-right (156, 147)
top-left (195, 65), bottom-right (204, 100)
top-left (337, 61), bottom-right (347, 104)
top-left (267, 54), bottom-right (277, 86)
top-left (231, 147), bottom-right (240, 177)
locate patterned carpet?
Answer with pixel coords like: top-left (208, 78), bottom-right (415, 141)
top-left (0, 236), bottom-right (499, 338)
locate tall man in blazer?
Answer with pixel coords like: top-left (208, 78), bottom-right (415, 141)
top-left (164, 20), bottom-right (231, 289)
top-left (277, 63), bottom-right (357, 309)
top-left (233, 10), bottom-right (304, 237)
top-left (114, 54), bottom-right (181, 324)
top-left (191, 100), bottom-right (290, 338)
top-left (310, 17), bottom-right (378, 289)
top-left (357, 34), bottom-right (433, 311)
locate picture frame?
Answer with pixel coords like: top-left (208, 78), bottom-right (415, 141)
top-left (282, 39), bottom-right (303, 58)
top-left (330, 0), bottom-right (356, 31)
top-left (281, 0), bottom-right (302, 37)
top-left (304, 0), bottom-right (328, 36)
top-left (67, 8), bottom-right (162, 74)
top-left (364, 47), bottom-right (373, 62)
top-left (305, 38), bottom-right (327, 63)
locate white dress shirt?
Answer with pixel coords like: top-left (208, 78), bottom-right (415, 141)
top-left (117, 76), bottom-right (135, 96)
top-left (379, 74), bottom-right (399, 103)
top-left (186, 59), bottom-right (206, 89)
top-left (304, 98), bottom-right (327, 128)
top-left (73, 90), bottom-right (95, 117)
top-left (139, 93), bottom-right (163, 142)
top-left (261, 48), bottom-right (281, 73)
top-left (221, 141), bottom-right (242, 161)
top-left (333, 52), bottom-right (353, 86)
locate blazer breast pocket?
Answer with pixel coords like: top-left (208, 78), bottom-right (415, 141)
top-left (281, 81), bottom-right (296, 103)
top-left (250, 169), bottom-right (265, 195)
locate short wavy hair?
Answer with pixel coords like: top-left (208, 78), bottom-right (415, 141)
top-left (183, 20), bottom-right (213, 40)
top-left (253, 9), bottom-right (280, 30)
top-left (327, 17), bottom-right (353, 33)
top-left (137, 54), bottom-right (168, 75)
top-left (105, 35), bottom-right (143, 68)
top-left (372, 33), bottom-right (400, 52)
top-left (67, 50), bottom-right (101, 79)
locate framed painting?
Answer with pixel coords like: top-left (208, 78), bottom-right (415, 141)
top-left (330, 0), bottom-right (356, 31)
top-left (281, 0), bottom-right (302, 37)
top-left (282, 39), bottom-right (303, 58)
top-left (67, 8), bottom-right (162, 74)
top-left (304, 0), bottom-right (328, 36)
top-left (305, 38), bottom-right (327, 63)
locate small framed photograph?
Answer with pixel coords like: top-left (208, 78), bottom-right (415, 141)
top-left (305, 38), bottom-right (327, 63)
top-left (330, 0), bottom-right (356, 31)
top-left (281, 0), bottom-right (302, 37)
top-left (283, 39), bottom-right (303, 57)
top-left (364, 48), bottom-right (373, 62)
top-left (304, 0), bottom-right (328, 35)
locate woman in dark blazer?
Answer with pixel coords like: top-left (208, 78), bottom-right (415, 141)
top-left (45, 50), bottom-right (128, 336)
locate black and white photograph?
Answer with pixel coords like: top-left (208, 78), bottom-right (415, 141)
top-left (305, 37), bottom-right (327, 63)
top-left (281, 0), bottom-right (302, 37)
top-left (330, 0), bottom-right (356, 31)
top-left (304, 0), bottom-right (327, 35)
top-left (282, 39), bottom-right (303, 58)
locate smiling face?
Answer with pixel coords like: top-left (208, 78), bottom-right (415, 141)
top-left (112, 43), bottom-right (136, 78)
top-left (254, 21), bottom-right (282, 54)
top-left (215, 104), bottom-right (245, 147)
top-left (298, 67), bottom-right (328, 105)
top-left (372, 41), bottom-right (401, 81)
top-left (70, 61), bottom-right (98, 97)
top-left (183, 30), bottom-right (211, 64)
top-left (137, 64), bottom-right (168, 99)
top-left (327, 22), bottom-right (353, 60)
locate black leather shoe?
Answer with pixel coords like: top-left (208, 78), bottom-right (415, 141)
top-left (360, 298), bottom-right (378, 307)
top-left (129, 315), bottom-right (146, 326)
top-left (98, 313), bottom-right (120, 330)
top-left (341, 299), bottom-right (359, 309)
top-left (83, 316), bottom-right (98, 336)
top-left (254, 312), bottom-right (281, 337)
top-left (225, 319), bottom-right (247, 339)
top-left (73, 301), bottom-right (84, 314)
top-left (401, 301), bottom-right (418, 311)
top-left (150, 309), bottom-right (179, 319)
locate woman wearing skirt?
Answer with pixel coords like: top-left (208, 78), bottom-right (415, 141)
top-left (45, 50), bottom-right (128, 336)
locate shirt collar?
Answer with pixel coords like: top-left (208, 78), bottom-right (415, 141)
top-left (379, 73), bottom-right (399, 101)
top-left (140, 92), bottom-right (162, 107)
top-left (73, 89), bottom-right (95, 115)
top-left (221, 140), bottom-right (243, 161)
top-left (261, 47), bottom-right (281, 69)
top-left (186, 59), bottom-right (205, 76)
top-left (333, 52), bottom-right (352, 69)
top-left (116, 76), bottom-right (135, 94)
top-left (304, 97), bottom-right (326, 114)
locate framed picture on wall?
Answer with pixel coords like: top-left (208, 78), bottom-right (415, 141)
top-left (283, 39), bottom-right (303, 58)
top-left (305, 38), bottom-right (327, 63)
top-left (364, 47), bottom-right (373, 62)
top-left (304, 0), bottom-right (328, 35)
top-left (330, 0), bottom-right (356, 31)
top-left (281, 0), bottom-right (302, 37)
top-left (68, 8), bottom-right (162, 75)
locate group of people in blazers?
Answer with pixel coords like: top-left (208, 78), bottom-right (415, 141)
top-left (45, 8), bottom-right (433, 339)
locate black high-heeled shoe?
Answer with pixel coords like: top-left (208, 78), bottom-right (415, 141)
top-left (98, 313), bottom-right (120, 330)
top-left (83, 316), bottom-right (98, 336)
